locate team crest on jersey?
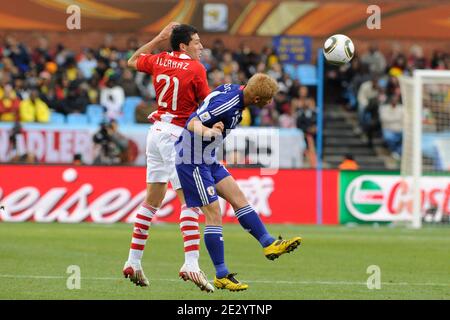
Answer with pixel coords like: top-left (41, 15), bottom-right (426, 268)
top-left (207, 186), bottom-right (215, 196)
top-left (199, 111), bottom-right (211, 122)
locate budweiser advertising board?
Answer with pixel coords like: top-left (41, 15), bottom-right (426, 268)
top-left (340, 171), bottom-right (450, 224)
top-left (0, 165), bottom-right (339, 224)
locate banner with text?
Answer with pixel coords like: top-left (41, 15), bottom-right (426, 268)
top-left (272, 36), bottom-right (312, 64)
top-left (0, 165), bottom-right (338, 224)
top-left (339, 171), bottom-right (450, 224)
top-left (0, 124), bottom-right (304, 168)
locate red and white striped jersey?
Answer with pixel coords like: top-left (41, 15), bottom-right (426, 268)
top-left (136, 51), bottom-right (210, 128)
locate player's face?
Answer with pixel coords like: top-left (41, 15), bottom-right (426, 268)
top-left (254, 96), bottom-right (274, 108)
top-left (183, 34), bottom-right (203, 61)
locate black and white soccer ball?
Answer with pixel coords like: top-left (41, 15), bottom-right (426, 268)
top-left (323, 34), bottom-right (355, 66)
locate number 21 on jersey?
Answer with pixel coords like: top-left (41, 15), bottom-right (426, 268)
top-left (156, 74), bottom-right (179, 111)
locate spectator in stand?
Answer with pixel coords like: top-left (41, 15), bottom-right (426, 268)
top-left (357, 75), bottom-right (380, 123)
top-left (361, 44), bottom-right (386, 75)
top-left (73, 153), bottom-right (83, 165)
top-left (78, 49), bottom-right (98, 79)
top-left (361, 97), bottom-right (380, 149)
top-left (259, 100), bottom-right (279, 126)
top-left (93, 121), bottom-right (120, 164)
top-left (4, 36), bottom-right (30, 73)
top-left (87, 76), bottom-right (100, 104)
top-left (296, 97), bottom-right (317, 144)
top-left (385, 75), bottom-right (401, 98)
top-left (19, 88), bottom-right (50, 123)
top-left (278, 102), bottom-right (296, 128)
top-left (340, 58), bottom-right (371, 110)
top-left (57, 80), bottom-right (90, 115)
top-left (338, 154), bottom-right (359, 170)
top-left (0, 84), bottom-right (21, 121)
top-left (64, 56), bottom-right (79, 82)
top-left (200, 48), bottom-right (213, 73)
top-left (286, 77), bottom-right (299, 96)
top-left (100, 74), bottom-right (125, 120)
top-left (379, 94), bottom-right (403, 159)
top-left (13, 75), bottom-right (29, 100)
top-left (109, 119), bottom-right (130, 163)
top-left (134, 97), bottom-right (156, 123)
top-left (211, 38), bottom-right (225, 63)
top-left (119, 69), bottom-right (141, 97)
top-left (267, 62), bottom-right (283, 82)
top-left (8, 121), bottom-right (25, 161)
top-left (431, 50), bottom-right (447, 70)
top-left (220, 50), bottom-right (238, 77)
top-left (239, 107), bottom-right (252, 127)
top-left (1, 57), bottom-right (19, 80)
top-left (408, 45), bottom-right (427, 70)
top-left (235, 42), bottom-right (259, 78)
top-left (273, 89), bottom-right (290, 115)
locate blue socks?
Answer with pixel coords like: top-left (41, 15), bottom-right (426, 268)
top-left (204, 226), bottom-right (228, 278)
top-left (235, 205), bottom-right (275, 247)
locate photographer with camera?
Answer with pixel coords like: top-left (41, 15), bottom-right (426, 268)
top-left (92, 120), bottom-right (129, 165)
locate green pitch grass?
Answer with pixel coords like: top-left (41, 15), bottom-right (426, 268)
top-left (0, 223), bottom-right (449, 300)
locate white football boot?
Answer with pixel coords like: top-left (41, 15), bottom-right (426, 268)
top-left (179, 263), bottom-right (214, 293)
top-left (123, 261), bottom-right (149, 287)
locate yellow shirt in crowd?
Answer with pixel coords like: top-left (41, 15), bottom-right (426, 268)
top-left (19, 98), bottom-right (50, 123)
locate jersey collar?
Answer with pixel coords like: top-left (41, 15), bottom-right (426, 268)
top-left (169, 51), bottom-right (191, 60)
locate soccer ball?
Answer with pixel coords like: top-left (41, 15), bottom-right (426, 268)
top-left (323, 34), bottom-right (355, 66)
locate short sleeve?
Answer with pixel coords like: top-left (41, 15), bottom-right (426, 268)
top-left (136, 54), bottom-right (157, 74)
top-left (196, 95), bottom-right (225, 126)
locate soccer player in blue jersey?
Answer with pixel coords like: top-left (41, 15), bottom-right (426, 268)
top-left (175, 73), bottom-right (302, 291)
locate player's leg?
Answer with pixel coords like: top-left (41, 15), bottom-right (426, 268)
top-left (123, 182), bottom-right (165, 286)
top-left (123, 127), bottom-right (167, 286)
top-left (175, 189), bottom-right (213, 292)
top-left (170, 143), bottom-right (213, 292)
top-left (175, 162), bottom-right (246, 292)
top-left (201, 200), bottom-right (248, 292)
top-left (175, 189), bottom-right (201, 269)
top-left (215, 171), bottom-right (302, 261)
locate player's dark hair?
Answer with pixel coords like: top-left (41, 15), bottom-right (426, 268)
top-left (170, 24), bottom-right (198, 51)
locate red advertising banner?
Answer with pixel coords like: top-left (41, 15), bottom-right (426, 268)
top-left (0, 165), bottom-right (338, 224)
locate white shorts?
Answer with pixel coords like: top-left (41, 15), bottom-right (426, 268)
top-left (146, 121), bottom-right (184, 190)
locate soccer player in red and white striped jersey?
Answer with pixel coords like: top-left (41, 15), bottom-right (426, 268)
top-left (122, 22), bottom-right (212, 292)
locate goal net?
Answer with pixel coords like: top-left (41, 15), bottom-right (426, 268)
top-left (399, 70), bottom-right (450, 228)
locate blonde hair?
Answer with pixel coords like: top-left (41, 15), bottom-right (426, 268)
top-left (245, 73), bottom-right (279, 99)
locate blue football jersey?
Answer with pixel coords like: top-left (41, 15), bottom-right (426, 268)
top-left (176, 84), bottom-right (245, 164)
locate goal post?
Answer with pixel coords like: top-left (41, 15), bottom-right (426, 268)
top-left (399, 70), bottom-right (450, 228)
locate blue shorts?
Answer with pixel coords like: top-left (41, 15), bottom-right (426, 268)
top-left (175, 162), bottom-right (230, 208)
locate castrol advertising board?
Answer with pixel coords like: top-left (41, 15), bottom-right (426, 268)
top-left (340, 171), bottom-right (450, 224)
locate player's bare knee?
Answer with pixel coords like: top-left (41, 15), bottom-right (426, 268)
top-left (144, 194), bottom-right (163, 208)
top-left (202, 204), bottom-right (222, 225)
top-left (229, 191), bottom-right (248, 211)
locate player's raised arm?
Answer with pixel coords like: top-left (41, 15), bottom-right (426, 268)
top-left (127, 21), bottom-right (180, 69)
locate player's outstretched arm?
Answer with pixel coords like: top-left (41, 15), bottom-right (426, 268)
top-left (187, 117), bottom-right (224, 138)
top-left (127, 21), bottom-right (180, 69)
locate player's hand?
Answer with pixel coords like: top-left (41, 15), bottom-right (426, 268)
top-left (157, 22), bottom-right (180, 41)
top-left (204, 127), bottom-right (222, 139)
top-left (212, 122), bottom-right (224, 132)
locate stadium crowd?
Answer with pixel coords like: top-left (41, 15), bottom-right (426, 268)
top-left (0, 35), bottom-right (448, 164)
top-left (0, 36), bottom-right (316, 129)
top-left (329, 44), bottom-right (450, 159)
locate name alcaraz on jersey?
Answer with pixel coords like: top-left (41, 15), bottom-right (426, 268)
top-left (155, 57), bottom-right (189, 70)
